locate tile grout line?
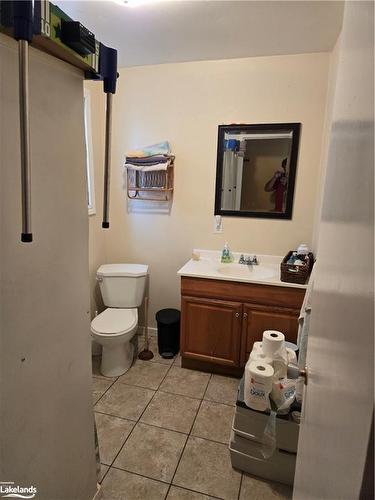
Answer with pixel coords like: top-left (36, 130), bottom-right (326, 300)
top-left (237, 473), bottom-right (243, 500)
top-left (155, 387), bottom-right (207, 402)
top-left (95, 408), bottom-right (237, 450)
top-left (148, 358), bottom-right (175, 367)
top-left (94, 410), bottom-right (136, 422)
top-left (95, 357), bottom-right (241, 498)
top-left (100, 366), bottom-right (212, 496)
top-left (167, 484), bottom-right (225, 500)
top-left (92, 375), bottom-right (119, 485)
top-left (93, 352), bottom-right (173, 485)
top-left (98, 464), bottom-right (110, 485)
top-left (200, 396), bottom-right (237, 409)
top-left (93, 376), bottom-right (118, 406)
top-left (108, 464), bottom-right (225, 500)
top-left (110, 464), bottom-right (171, 486)
top-left (93, 351), bottom-right (172, 407)
top-left (100, 357), bottom-right (176, 482)
top-left (115, 374), bottom-right (171, 392)
top-left (163, 373), bottom-right (213, 500)
top-left (95, 374), bottom-right (236, 407)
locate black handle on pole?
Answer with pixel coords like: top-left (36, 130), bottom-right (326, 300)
top-left (99, 44), bottom-right (118, 229)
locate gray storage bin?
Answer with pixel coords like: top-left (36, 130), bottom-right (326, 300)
top-left (233, 406), bottom-right (299, 453)
top-left (234, 376), bottom-right (299, 453)
top-left (229, 430), bottom-right (296, 486)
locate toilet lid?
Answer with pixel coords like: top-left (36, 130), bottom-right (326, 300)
top-left (91, 308), bottom-right (138, 336)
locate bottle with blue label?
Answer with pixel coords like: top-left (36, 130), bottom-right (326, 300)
top-left (221, 242), bottom-right (233, 263)
top-left (287, 252), bottom-right (298, 265)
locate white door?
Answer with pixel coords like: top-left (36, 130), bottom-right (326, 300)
top-left (0, 34), bottom-right (97, 499)
top-left (293, 2), bottom-right (374, 500)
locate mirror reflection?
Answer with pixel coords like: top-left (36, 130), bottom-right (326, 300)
top-left (215, 124), bottom-right (300, 219)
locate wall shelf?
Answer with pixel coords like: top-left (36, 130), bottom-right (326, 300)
top-left (127, 163), bottom-right (174, 201)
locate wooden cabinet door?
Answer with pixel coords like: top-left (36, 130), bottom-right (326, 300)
top-left (241, 303), bottom-right (300, 365)
top-left (181, 296), bottom-right (243, 367)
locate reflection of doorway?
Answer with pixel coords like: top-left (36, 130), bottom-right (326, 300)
top-left (240, 138), bottom-right (291, 212)
top-left (221, 141), bottom-right (245, 210)
top-left (222, 150), bottom-right (239, 210)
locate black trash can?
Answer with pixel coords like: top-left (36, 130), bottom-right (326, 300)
top-left (155, 308), bottom-right (180, 358)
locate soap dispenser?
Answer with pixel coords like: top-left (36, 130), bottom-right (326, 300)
top-left (221, 242), bottom-right (233, 263)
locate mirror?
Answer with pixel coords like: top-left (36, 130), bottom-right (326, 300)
top-left (214, 123), bottom-right (301, 219)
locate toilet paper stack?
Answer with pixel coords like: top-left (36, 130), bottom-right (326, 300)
top-left (244, 361), bottom-right (274, 412)
top-left (244, 330), bottom-right (297, 413)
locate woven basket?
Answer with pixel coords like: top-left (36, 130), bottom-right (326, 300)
top-left (280, 251), bottom-right (314, 285)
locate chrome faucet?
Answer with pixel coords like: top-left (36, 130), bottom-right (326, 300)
top-left (239, 254), bottom-right (258, 266)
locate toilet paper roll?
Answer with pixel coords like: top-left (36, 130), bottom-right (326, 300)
top-left (262, 330), bottom-right (285, 357)
top-left (244, 361), bottom-right (274, 411)
top-left (253, 341), bottom-right (263, 353)
top-left (249, 361), bottom-right (274, 391)
top-left (249, 350), bottom-right (273, 367)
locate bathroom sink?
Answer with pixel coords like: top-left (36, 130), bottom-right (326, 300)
top-left (216, 264), bottom-right (276, 280)
top-left (177, 249), bottom-right (307, 288)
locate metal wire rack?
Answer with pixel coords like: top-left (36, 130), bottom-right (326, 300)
top-left (126, 162), bottom-right (174, 201)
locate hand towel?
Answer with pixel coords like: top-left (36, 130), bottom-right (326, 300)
top-left (125, 160), bottom-right (171, 172)
top-left (126, 141), bottom-right (171, 158)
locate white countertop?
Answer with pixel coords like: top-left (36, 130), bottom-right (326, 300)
top-left (177, 249), bottom-right (307, 289)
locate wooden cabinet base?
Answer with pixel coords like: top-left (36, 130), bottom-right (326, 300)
top-left (181, 356), bottom-right (244, 378)
top-left (180, 277), bottom-right (305, 375)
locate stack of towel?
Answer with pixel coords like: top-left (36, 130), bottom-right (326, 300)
top-left (125, 141), bottom-right (174, 171)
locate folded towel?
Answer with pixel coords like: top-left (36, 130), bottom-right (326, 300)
top-left (125, 156), bottom-right (174, 169)
top-left (125, 155), bottom-right (171, 165)
top-left (125, 160), bottom-right (171, 172)
top-left (127, 141), bottom-right (171, 158)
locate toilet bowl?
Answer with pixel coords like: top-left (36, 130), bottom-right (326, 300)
top-left (91, 263), bottom-right (148, 377)
top-left (91, 308), bottom-right (138, 377)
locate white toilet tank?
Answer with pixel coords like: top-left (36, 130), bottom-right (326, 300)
top-left (97, 264), bottom-right (148, 308)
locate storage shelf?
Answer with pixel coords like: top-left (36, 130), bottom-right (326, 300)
top-left (126, 163), bottom-right (174, 201)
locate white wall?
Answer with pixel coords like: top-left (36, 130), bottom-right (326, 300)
top-left (311, 34), bottom-right (342, 252)
top-left (88, 52), bottom-right (331, 327)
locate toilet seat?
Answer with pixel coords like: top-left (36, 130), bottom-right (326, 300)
top-left (91, 308), bottom-right (138, 337)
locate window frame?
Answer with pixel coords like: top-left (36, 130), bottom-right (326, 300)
top-left (83, 89), bottom-right (96, 216)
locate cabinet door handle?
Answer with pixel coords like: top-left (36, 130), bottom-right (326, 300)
top-left (243, 312), bottom-right (248, 319)
top-left (235, 312), bottom-right (240, 318)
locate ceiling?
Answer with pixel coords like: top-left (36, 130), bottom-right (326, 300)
top-left (55, 0), bottom-right (344, 68)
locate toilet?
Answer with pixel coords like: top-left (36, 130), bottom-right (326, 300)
top-left (91, 263), bottom-right (148, 377)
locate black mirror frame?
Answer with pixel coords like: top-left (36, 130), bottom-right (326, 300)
top-left (214, 122), bottom-right (301, 220)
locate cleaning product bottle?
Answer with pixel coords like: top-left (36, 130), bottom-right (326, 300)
top-left (287, 252), bottom-right (297, 265)
top-left (221, 242), bottom-right (233, 263)
top-left (297, 243), bottom-right (309, 256)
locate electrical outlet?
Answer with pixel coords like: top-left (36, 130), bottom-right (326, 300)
top-left (214, 215), bottom-right (223, 233)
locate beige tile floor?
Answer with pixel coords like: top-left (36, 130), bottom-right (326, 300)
top-left (92, 339), bottom-right (293, 500)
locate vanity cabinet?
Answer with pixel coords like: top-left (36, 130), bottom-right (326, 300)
top-left (180, 277), bottom-right (305, 376)
top-left (181, 297), bottom-right (242, 367)
top-left (241, 303), bottom-right (300, 365)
